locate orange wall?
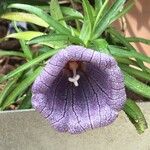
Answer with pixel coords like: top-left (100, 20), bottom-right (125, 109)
top-left (125, 0), bottom-right (150, 56)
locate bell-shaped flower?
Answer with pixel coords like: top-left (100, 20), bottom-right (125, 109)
top-left (32, 45), bottom-right (126, 134)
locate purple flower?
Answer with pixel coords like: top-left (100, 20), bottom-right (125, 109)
top-left (32, 45), bottom-right (126, 134)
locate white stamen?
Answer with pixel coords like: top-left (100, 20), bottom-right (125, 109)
top-left (74, 81), bottom-right (79, 86)
top-left (68, 75), bottom-right (80, 87)
top-left (68, 66), bottom-right (80, 87)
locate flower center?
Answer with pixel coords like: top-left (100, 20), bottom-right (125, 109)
top-left (68, 61), bottom-right (80, 87)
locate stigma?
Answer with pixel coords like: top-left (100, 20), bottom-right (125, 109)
top-left (68, 61), bottom-right (80, 87)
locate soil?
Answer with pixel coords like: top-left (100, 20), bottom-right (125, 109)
top-left (0, 20), bottom-right (22, 75)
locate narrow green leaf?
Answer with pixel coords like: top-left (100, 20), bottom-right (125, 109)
top-left (111, 0), bottom-right (135, 21)
top-left (82, 0), bottom-right (94, 26)
top-left (116, 57), bottom-right (138, 66)
top-left (0, 49), bottom-right (58, 83)
top-left (107, 28), bottom-right (138, 51)
top-left (94, 0), bottom-right (109, 27)
top-left (79, 19), bottom-right (91, 45)
top-left (0, 0), bottom-right (8, 15)
top-left (92, 0), bottom-right (126, 39)
top-left (107, 28), bottom-right (147, 71)
top-left (8, 3), bottom-right (71, 35)
top-left (59, 16), bottom-right (83, 23)
top-left (6, 31), bottom-right (45, 41)
top-left (50, 0), bottom-right (67, 27)
top-left (108, 45), bottom-right (150, 64)
top-left (95, 0), bottom-right (103, 13)
top-left (124, 72), bottom-right (150, 98)
top-left (1, 12), bottom-right (49, 28)
top-left (126, 37), bottom-right (150, 45)
top-left (0, 78), bottom-right (18, 107)
top-left (20, 40), bottom-right (33, 60)
top-left (61, 6), bottom-right (83, 19)
top-left (13, 21), bottom-right (33, 60)
top-left (40, 41), bottom-right (67, 49)
top-left (0, 50), bottom-right (25, 57)
top-left (123, 99), bottom-right (148, 134)
top-left (0, 67), bottom-right (42, 110)
top-left (120, 65), bottom-right (150, 81)
top-left (18, 90), bottom-right (32, 109)
top-left (91, 39), bottom-right (110, 54)
top-left (79, 0), bottom-right (94, 45)
top-left (0, 0), bottom-right (48, 6)
top-left (28, 34), bottom-right (84, 45)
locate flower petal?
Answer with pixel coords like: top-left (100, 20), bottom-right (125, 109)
top-left (32, 45), bottom-right (126, 134)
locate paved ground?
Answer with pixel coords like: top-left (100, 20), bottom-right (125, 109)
top-left (0, 103), bottom-right (150, 150)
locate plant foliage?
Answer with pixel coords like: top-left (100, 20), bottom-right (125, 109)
top-left (0, 0), bottom-right (150, 134)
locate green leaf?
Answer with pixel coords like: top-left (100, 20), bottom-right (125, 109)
top-left (79, 0), bottom-right (94, 45)
top-left (8, 3), bottom-right (71, 35)
top-left (120, 64), bottom-right (150, 81)
top-left (59, 16), bottom-right (83, 23)
top-left (0, 49), bottom-right (58, 83)
top-left (92, 0), bottom-right (126, 39)
top-left (0, 78), bottom-right (18, 107)
top-left (0, 0), bottom-right (8, 15)
top-left (107, 28), bottom-right (147, 71)
top-left (50, 0), bottom-right (67, 27)
top-left (82, 0), bottom-right (94, 26)
top-left (13, 22), bottom-right (33, 61)
top-left (124, 72), bottom-right (150, 98)
top-left (1, 12), bottom-right (49, 28)
top-left (0, 67), bottom-right (42, 110)
top-left (111, 0), bottom-right (135, 21)
top-left (108, 45), bottom-right (150, 64)
top-left (116, 57), bottom-right (138, 66)
top-left (79, 19), bottom-right (91, 45)
top-left (107, 28), bottom-right (137, 51)
top-left (95, 0), bottom-right (103, 13)
top-left (126, 37), bottom-right (150, 45)
top-left (40, 41), bottom-right (67, 49)
top-left (5, 31), bottom-right (45, 41)
top-left (0, 50), bottom-right (25, 57)
top-left (90, 38), bottom-right (110, 54)
top-left (0, 0), bottom-right (48, 6)
top-left (28, 34), bottom-right (84, 45)
top-left (123, 99), bottom-right (148, 134)
top-left (20, 40), bottom-right (33, 60)
top-left (36, 32), bottom-right (84, 48)
top-left (61, 6), bottom-right (83, 20)
top-left (94, 0), bottom-right (109, 28)
top-left (17, 36), bottom-right (33, 61)
top-left (18, 90), bottom-right (32, 109)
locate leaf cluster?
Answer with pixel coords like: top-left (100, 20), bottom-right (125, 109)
top-left (0, 0), bottom-right (149, 134)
